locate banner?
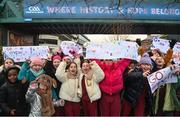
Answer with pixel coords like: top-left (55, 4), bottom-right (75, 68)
top-left (86, 41), bottom-right (139, 60)
top-left (147, 67), bottom-right (178, 93)
top-left (60, 41), bottom-right (83, 57)
top-left (173, 42), bottom-right (180, 64)
top-left (152, 37), bottom-right (170, 53)
top-left (3, 46), bottom-right (49, 62)
top-left (24, 0), bottom-right (180, 20)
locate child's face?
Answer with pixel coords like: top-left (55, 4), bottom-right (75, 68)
top-left (155, 57), bottom-right (164, 66)
top-left (105, 59), bottom-right (113, 65)
top-left (4, 59), bottom-right (14, 69)
top-left (31, 65), bottom-right (43, 72)
top-left (53, 59), bottom-right (61, 69)
top-left (140, 63), bottom-right (152, 72)
top-left (8, 69), bottom-right (18, 83)
top-left (128, 63), bottom-right (135, 70)
top-left (68, 63), bottom-right (77, 76)
top-left (82, 62), bottom-right (90, 74)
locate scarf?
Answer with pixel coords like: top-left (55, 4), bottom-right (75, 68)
top-left (30, 68), bottom-right (44, 78)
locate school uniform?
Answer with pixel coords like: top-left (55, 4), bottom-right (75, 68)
top-left (78, 61), bottom-right (104, 116)
top-left (96, 59), bottom-right (130, 116)
top-left (55, 61), bottom-right (81, 116)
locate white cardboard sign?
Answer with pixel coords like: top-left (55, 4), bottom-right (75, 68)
top-left (173, 42), bottom-right (180, 64)
top-left (60, 41), bottom-right (83, 57)
top-left (147, 67), bottom-right (177, 93)
top-left (3, 46), bottom-right (49, 62)
top-left (152, 37), bottom-right (170, 53)
top-left (86, 41), bottom-right (139, 60)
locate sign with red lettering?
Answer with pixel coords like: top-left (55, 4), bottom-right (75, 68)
top-left (147, 67), bottom-right (177, 93)
top-left (60, 41), bottom-right (83, 57)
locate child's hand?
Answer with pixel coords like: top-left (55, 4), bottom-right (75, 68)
top-left (53, 99), bottom-right (65, 107)
top-left (63, 57), bottom-right (68, 62)
top-left (10, 109), bottom-right (16, 115)
top-left (30, 81), bottom-right (38, 90)
top-left (59, 99), bottom-right (65, 106)
top-left (173, 66), bottom-right (180, 75)
top-left (143, 71), bottom-right (150, 78)
top-left (90, 61), bottom-right (95, 66)
top-left (25, 58), bottom-right (31, 63)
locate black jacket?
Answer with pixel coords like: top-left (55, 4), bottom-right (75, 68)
top-left (123, 68), bottom-right (153, 114)
top-left (0, 70), bottom-right (6, 87)
top-left (0, 80), bottom-right (30, 115)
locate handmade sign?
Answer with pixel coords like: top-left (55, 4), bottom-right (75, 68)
top-left (173, 42), bottom-right (180, 64)
top-left (3, 46), bottom-right (49, 62)
top-left (86, 41), bottom-right (139, 60)
top-left (152, 37), bottom-right (170, 53)
top-left (60, 41), bottom-right (83, 57)
top-left (147, 67), bottom-right (177, 93)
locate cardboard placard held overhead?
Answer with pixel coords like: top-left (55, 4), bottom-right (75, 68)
top-left (86, 41), bottom-right (139, 60)
top-left (3, 46), bottom-right (49, 62)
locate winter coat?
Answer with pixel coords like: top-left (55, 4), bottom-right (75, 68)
top-left (0, 70), bottom-right (6, 87)
top-left (55, 61), bottom-right (80, 102)
top-left (123, 68), bottom-right (153, 113)
top-left (26, 86), bottom-right (42, 117)
top-left (170, 75), bottom-right (180, 110)
top-left (0, 80), bottom-right (30, 116)
top-left (26, 75), bottom-right (56, 117)
top-left (96, 59), bottom-right (130, 95)
top-left (78, 61), bottom-right (104, 102)
top-left (18, 62), bottom-right (44, 82)
top-left (163, 75), bottom-right (180, 111)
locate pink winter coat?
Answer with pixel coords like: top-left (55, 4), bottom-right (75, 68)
top-left (96, 59), bottom-right (130, 95)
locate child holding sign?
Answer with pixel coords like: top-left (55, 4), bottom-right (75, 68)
top-left (94, 58), bottom-right (130, 116)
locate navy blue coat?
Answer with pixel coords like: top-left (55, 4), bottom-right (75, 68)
top-left (0, 80), bottom-right (30, 115)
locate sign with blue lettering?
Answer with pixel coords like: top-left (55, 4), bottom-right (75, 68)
top-left (24, 0), bottom-right (180, 20)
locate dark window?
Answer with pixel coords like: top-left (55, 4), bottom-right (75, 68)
top-left (39, 39), bottom-right (58, 45)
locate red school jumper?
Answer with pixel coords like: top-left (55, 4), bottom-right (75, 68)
top-left (64, 101), bottom-right (80, 116)
top-left (81, 76), bottom-right (97, 116)
top-left (96, 59), bottom-right (130, 116)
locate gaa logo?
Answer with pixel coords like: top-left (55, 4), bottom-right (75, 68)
top-left (26, 6), bottom-right (44, 14)
top-left (29, 6), bottom-right (41, 12)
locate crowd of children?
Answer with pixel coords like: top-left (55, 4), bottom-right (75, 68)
top-left (0, 39), bottom-right (180, 116)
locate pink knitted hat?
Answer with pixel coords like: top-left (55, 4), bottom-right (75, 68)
top-left (52, 55), bottom-right (61, 61)
top-left (30, 57), bottom-right (43, 67)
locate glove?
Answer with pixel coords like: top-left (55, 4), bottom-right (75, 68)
top-left (53, 99), bottom-right (65, 107)
top-left (170, 40), bottom-right (177, 49)
top-left (136, 39), bottom-right (141, 46)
